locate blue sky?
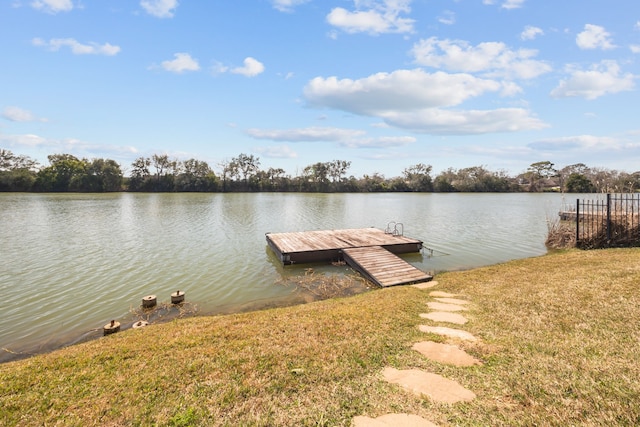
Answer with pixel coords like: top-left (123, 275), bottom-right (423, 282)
top-left (1, 0), bottom-right (639, 178)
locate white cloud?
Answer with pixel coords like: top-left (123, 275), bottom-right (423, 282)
top-left (576, 24), bottom-right (616, 50)
top-left (161, 53), bottom-right (200, 73)
top-left (231, 57), bottom-right (265, 77)
top-left (247, 126), bottom-right (415, 150)
top-left (483, 0), bottom-right (525, 9)
top-left (521, 25), bottom-right (543, 40)
top-left (411, 37), bottom-right (551, 80)
top-left (255, 144), bottom-right (298, 159)
top-left (271, 0), bottom-right (308, 13)
top-left (630, 45), bottom-right (640, 54)
top-left (303, 69), bottom-right (547, 135)
top-left (501, 0), bottom-right (525, 9)
top-left (0, 133), bottom-right (137, 156)
top-left (527, 135), bottom-right (623, 152)
top-left (140, 0), bottom-right (178, 18)
top-left (304, 69), bottom-right (503, 114)
top-left (30, 0), bottom-right (73, 13)
top-left (247, 127), bottom-right (366, 142)
top-left (339, 135), bottom-right (416, 148)
top-left (438, 10), bottom-right (455, 25)
top-left (2, 106), bottom-right (47, 122)
top-left (551, 60), bottom-right (635, 100)
top-left (380, 107), bottom-right (547, 134)
top-left (32, 38), bottom-right (120, 55)
top-left (327, 0), bottom-right (415, 35)
top-left (0, 133), bottom-right (47, 148)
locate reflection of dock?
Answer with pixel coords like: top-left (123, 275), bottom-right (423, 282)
top-left (266, 228), bottom-right (432, 287)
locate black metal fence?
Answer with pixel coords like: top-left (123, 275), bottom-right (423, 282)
top-left (570, 194), bottom-right (640, 248)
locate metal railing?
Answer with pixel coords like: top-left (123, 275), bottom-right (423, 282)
top-left (573, 194), bottom-right (640, 248)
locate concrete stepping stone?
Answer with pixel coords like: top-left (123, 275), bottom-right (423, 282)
top-left (418, 325), bottom-right (478, 341)
top-left (434, 297), bottom-right (469, 305)
top-left (412, 341), bottom-right (482, 367)
top-left (420, 312), bottom-right (468, 325)
top-left (429, 291), bottom-right (456, 298)
top-left (412, 280), bottom-right (438, 290)
top-left (382, 367), bottom-right (476, 404)
top-left (352, 413), bottom-right (438, 427)
top-left (427, 302), bottom-right (467, 312)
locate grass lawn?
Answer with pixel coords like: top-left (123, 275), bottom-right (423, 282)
top-left (1, 248), bottom-right (639, 426)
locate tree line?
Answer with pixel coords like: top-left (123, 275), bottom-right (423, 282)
top-left (1, 149), bottom-right (639, 193)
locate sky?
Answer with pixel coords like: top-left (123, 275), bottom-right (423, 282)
top-left (1, 0), bottom-right (639, 178)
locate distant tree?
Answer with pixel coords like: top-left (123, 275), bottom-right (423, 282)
top-left (616, 172), bottom-right (640, 193)
top-left (565, 173), bottom-right (595, 193)
top-left (327, 160), bottom-right (351, 190)
top-left (151, 154), bottom-right (177, 191)
top-left (128, 156), bottom-right (151, 191)
top-left (0, 149), bottom-right (15, 170)
top-left (526, 161), bottom-right (557, 192)
top-left (402, 163), bottom-right (433, 192)
top-left (176, 159), bottom-right (218, 191)
top-left (590, 167), bottom-right (617, 193)
top-left (256, 167), bottom-right (287, 191)
top-left (433, 168), bottom-right (457, 192)
top-left (0, 149), bottom-right (38, 191)
top-left (359, 173), bottom-right (387, 192)
top-left (302, 162), bottom-right (330, 192)
top-left (230, 153), bottom-right (260, 190)
top-left (34, 154), bottom-right (87, 192)
top-left (83, 158), bottom-right (123, 192)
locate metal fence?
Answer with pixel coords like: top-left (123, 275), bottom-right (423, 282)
top-left (570, 194), bottom-right (640, 248)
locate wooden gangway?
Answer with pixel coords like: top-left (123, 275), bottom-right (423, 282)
top-left (342, 246), bottom-right (432, 287)
top-left (266, 227), bottom-right (432, 287)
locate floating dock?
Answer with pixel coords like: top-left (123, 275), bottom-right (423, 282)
top-left (266, 228), bottom-right (432, 287)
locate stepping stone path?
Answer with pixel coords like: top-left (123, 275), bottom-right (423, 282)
top-left (353, 282), bottom-right (482, 426)
top-left (418, 325), bottom-right (478, 341)
top-left (412, 341), bottom-right (482, 367)
top-left (382, 367), bottom-right (477, 404)
top-left (426, 301), bottom-right (468, 312)
top-left (434, 297), bottom-right (469, 305)
top-left (411, 280), bottom-right (439, 290)
top-left (420, 311), bottom-right (468, 325)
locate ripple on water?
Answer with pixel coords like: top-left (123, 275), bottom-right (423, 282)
top-left (0, 192), bottom-right (563, 361)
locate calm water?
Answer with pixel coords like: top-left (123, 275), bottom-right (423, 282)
top-left (1, 192), bottom-right (566, 362)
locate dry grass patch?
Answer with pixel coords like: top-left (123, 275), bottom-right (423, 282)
top-left (1, 249), bottom-right (640, 426)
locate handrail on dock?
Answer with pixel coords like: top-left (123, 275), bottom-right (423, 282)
top-left (384, 221), bottom-right (404, 236)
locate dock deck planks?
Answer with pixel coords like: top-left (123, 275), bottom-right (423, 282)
top-left (266, 228), bottom-right (423, 264)
top-left (266, 227), bottom-right (431, 287)
top-left (342, 246), bottom-right (432, 287)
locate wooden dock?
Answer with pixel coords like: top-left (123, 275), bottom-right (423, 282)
top-left (342, 246), bottom-right (432, 287)
top-left (266, 228), bottom-right (432, 287)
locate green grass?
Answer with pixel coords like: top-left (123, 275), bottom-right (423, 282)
top-left (1, 248), bottom-right (640, 426)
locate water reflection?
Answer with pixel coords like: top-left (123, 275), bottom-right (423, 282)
top-left (0, 192), bottom-right (565, 362)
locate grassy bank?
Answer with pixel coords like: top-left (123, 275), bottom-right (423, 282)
top-left (2, 249), bottom-right (639, 426)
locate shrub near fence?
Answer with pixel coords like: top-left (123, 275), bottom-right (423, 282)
top-left (571, 194), bottom-right (640, 249)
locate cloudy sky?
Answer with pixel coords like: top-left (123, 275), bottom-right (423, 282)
top-left (1, 0), bottom-right (639, 177)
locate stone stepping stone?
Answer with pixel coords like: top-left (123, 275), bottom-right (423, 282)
top-left (382, 367), bottom-right (476, 404)
top-left (412, 341), bottom-right (482, 367)
top-left (427, 302), bottom-right (467, 312)
top-left (418, 325), bottom-right (478, 341)
top-left (352, 413), bottom-right (439, 427)
top-left (434, 297), bottom-right (469, 305)
top-left (420, 312), bottom-right (468, 325)
top-left (429, 291), bottom-right (456, 297)
top-left (412, 280), bottom-right (438, 290)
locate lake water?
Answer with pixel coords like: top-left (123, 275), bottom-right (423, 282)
top-left (0, 192), bottom-right (568, 362)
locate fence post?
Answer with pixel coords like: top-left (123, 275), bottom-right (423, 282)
top-left (576, 198), bottom-right (580, 245)
top-left (606, 193), bottom-right (611, 245)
